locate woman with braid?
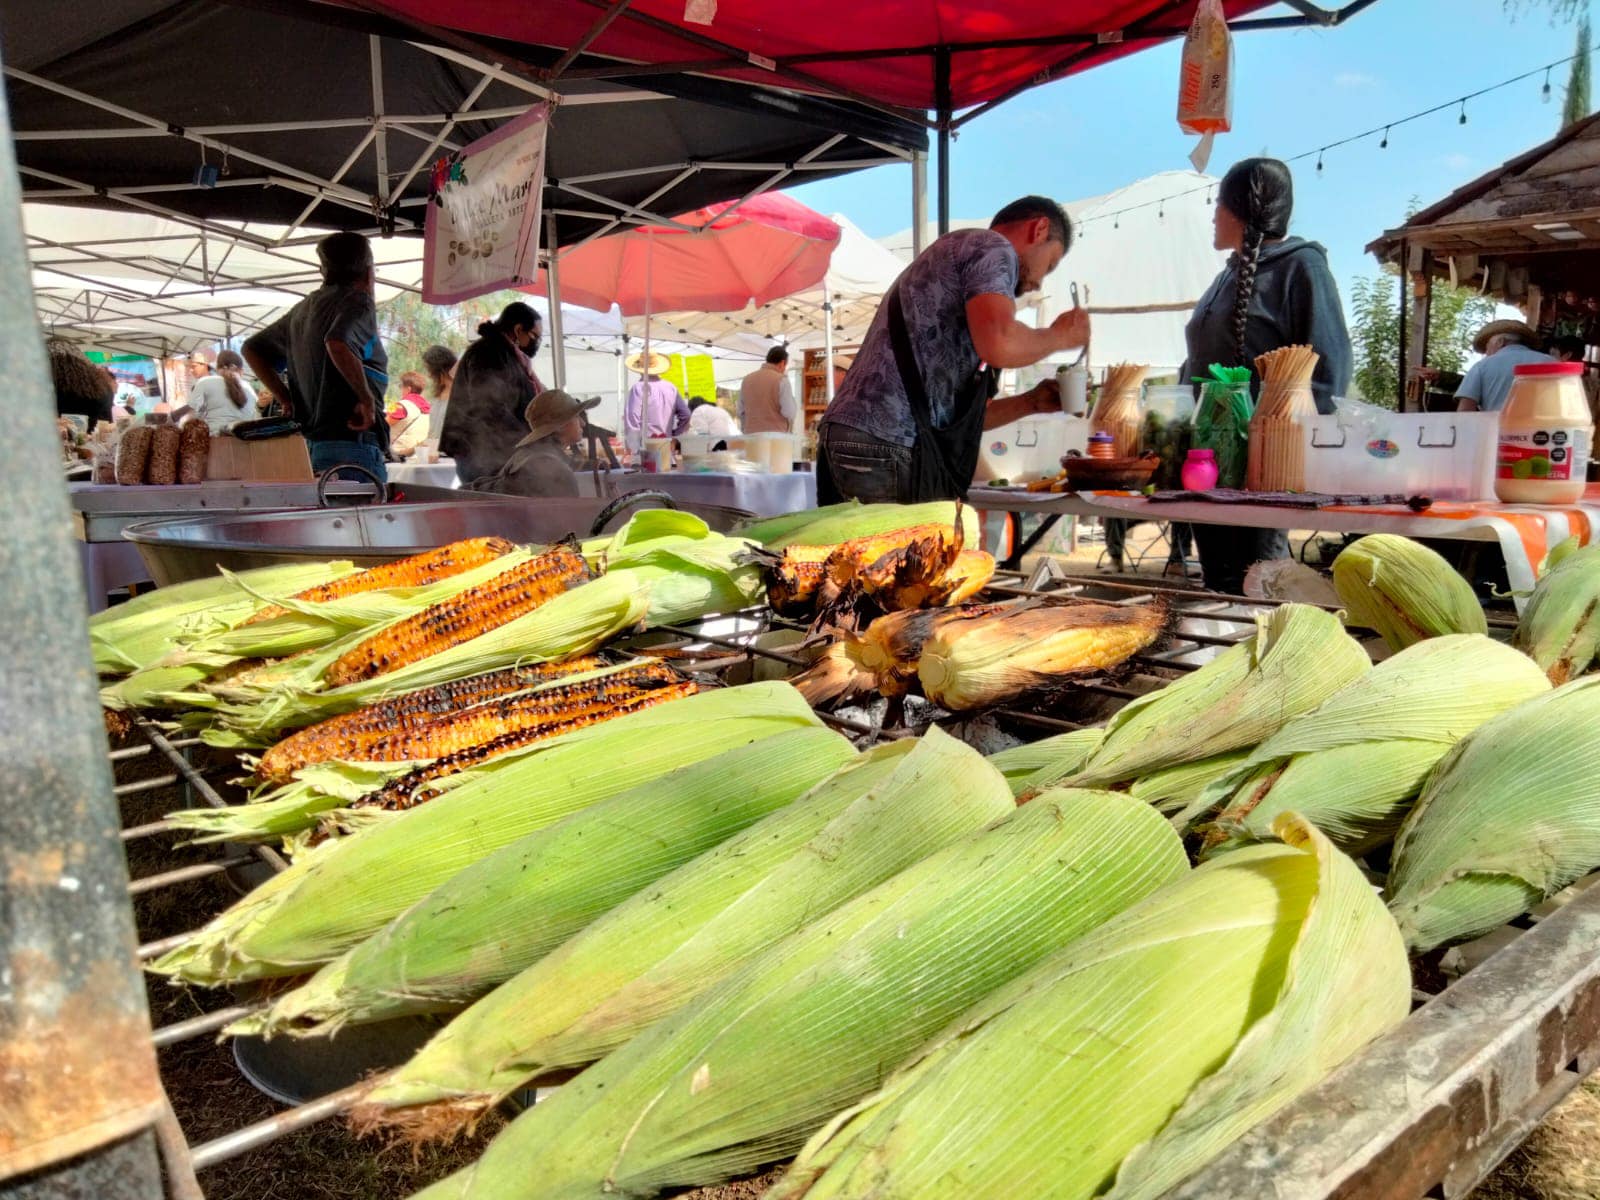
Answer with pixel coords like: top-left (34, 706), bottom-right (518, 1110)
top-left (1181, 157), bottom-right (1352, 594)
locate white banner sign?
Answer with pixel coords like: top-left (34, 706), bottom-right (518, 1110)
top-left (423, 103), bottom-right (550, 304)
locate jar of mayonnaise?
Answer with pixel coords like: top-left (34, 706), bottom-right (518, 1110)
top-left (1495, 362), bottom-right (1593, 505)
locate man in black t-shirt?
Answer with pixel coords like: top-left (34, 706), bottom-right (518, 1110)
top-left (244, 231), bottom-right (390, 482)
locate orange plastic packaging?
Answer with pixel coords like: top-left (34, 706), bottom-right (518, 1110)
top-left (1178, 0), bottom-right (1233, 170)
top-left (1495, 362), bottom-right (1593, 505)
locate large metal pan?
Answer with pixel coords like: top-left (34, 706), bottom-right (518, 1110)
top-left (123, 491), bottom-right (755, 585)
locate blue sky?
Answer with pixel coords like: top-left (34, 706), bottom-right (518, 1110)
top-left (789, 0), bottom-right (1588, 313)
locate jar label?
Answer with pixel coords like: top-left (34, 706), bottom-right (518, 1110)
top-left (1497, 427), bottom-right (1590, 482)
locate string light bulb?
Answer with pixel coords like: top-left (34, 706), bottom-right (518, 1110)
top-left (1315, 150), bottom-right (1324, 173)
top-left (1458, 101), bottom-right (1468, 125)
top-left (1379, 125), bottom-right (1390, 149)
top-left (1543, 67), bottom-right (1553, 102)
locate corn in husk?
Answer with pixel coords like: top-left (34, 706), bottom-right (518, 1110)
top-left (150, 682), bottom-right (826, 983)
top-left (792, 604), bottom-right (1008, 706)
top-left (986, 727), bottom-right (1105, 797)
top-left (919, 600), bottom-right (1165, 712)
top-left (238, 726), bottom-right (855, 1036)
top-left (410, 787), bottom-right (1187, 1200)
top-left (1191, 635), bottom-right (1551, 853)
top-left (1128, 751), bottom-right (1251, 816)
top-left (743, 501), bottom-right (980, 551)
top-left (359, 730), bottom-right (1016, 1128)
top-left (771, 816), bottom-right (1409, 1200)
top-left (1071, 603), bottom-right (1369, 787)
top-left (1513, 542), bottom-right (1600, 685)
top-left (1387, 677), bottom-right (1600, 952)
top-left (1332, 534), bottom-right (1487, 652)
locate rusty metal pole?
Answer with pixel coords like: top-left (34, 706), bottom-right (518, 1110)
top-left (0, 48), bottom-right (166, 1200)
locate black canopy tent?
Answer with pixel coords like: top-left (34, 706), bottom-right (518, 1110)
top-left (2, 0), bottom-right (925, 356)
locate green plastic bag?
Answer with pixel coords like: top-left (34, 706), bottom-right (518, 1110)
top-left (1194, 365), bottom-right (1254, 489)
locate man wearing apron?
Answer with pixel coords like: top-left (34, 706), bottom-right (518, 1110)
top-left (817, 196), bottom-right (1088, 504)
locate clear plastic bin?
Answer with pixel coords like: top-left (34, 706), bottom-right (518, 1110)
top-left (975, 414), bottom-right (1089, 482)
top-left (1302, 404), bottom-right (1498, 500)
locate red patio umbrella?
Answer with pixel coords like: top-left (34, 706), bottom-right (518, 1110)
top-left (528, 192), bottom-right (841, 318)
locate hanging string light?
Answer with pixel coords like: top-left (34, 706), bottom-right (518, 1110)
top-left (1458, 100), bottom-right (1468, 125)
top-left (1379, 125), bottom-right (1390, 149)
top-left (1543, 67), bottom-right (1553, 101)
top-left (1315, 149), bottom-right (1324, 173)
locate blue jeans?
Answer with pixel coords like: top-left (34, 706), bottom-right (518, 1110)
top-left (309, 436), bottom-right (387, 485)
top-left (817, 424), bottom-right (914, 505)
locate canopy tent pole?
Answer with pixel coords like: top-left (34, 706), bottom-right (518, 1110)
top-left (911, 149), bottom-right (928, 257)
top-left (935, 46), bottom-right (952, 237)
top-left (544, 208), bottom-right (566, 389)
top-left (823, 282), bottom-right (836, 409)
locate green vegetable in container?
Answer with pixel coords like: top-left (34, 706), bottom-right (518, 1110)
top-left (1193, 364), bottom-right (1254, 489)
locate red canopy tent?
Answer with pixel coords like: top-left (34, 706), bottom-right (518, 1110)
top-left (344, 0), bottom-right (1378, 228)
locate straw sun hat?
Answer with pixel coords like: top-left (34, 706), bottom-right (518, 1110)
top-left (1471, 319), bottom-right (1542, 355)
top-left (518, 389), bottom-right (600, 446)
top-left (625, 350), bottom-right (671, 374)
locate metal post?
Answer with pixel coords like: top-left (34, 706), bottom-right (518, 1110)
top-left (935, 46), bottom-right (952, 237)
top-left (544, 209), bottom-right (566, 389)
top-left (910, 150), bottom-right (928, 258)
top-left (0, 53), bottom-right (165, 1197)
top-left (1397, 238), bottom-right (1409, 411)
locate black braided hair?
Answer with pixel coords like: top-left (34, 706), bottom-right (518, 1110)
top-left (1217, 158), bottom-right (1294, 371)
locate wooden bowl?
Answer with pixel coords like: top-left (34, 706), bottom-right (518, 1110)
top-left (1057, 452), bottom-right (1161, 492)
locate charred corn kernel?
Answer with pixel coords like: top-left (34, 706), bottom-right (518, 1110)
top-left (824, 520), bottom-right (961, 596)
top-left (247, 537), bottom-right (515, 624)
top-left (255, 657), bottom-right (606, 782)
top-left (323, 544), bottom-right (588, 688)
top-left (942, 549), bottom-right (996, 604)
top-left (919, 601), bottom-right (1165, 712)
top-left (747, 501), bottom-right (979, 552)
top-left (768, 559), bottom-right (828, 615)
top-left (1332, 534), bottom-right (1486, 652)
top-left (355, 680), bottom-right (700, 812)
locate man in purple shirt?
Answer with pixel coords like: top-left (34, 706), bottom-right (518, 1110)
top-left (625, 353), bottom-right (691, 439)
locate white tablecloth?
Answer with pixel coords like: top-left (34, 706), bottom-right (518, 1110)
top-left (387, 459), bottom-right (462, 489)
top-left (576, 470), bottom-right (817, 519)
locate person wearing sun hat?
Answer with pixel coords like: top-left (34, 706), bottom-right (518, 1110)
top-left (468, 388), bottom-right (598, 497)
top-left (624, 349), bottom-right (691, 442)
top-left (1456, 319), bottom-right (1553, 413)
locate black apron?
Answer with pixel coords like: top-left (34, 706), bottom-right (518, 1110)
top-left (885, 284), bottom-right (998, 503)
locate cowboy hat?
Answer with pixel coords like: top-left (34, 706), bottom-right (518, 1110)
top-left (1472, 319), bottom-right (1542, 355)
top-left (625, 350), bottom-right (671, 374)
top-left (518, 388), bottom-right (600, 446)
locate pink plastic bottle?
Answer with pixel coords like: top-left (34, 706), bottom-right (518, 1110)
top-left (1181, 448), bottom-right (1219, 491)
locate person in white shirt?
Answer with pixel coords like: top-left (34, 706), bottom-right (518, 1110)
top-left (738, 346), bottom-right (798, 433)
top-left (386, 370), bottom-right (432, 459)
top-left (188, 349), bottom-right (254, 434)
top-left (1456, 320), bottom-right (1554, 413)
top-left (686, 397), bottom-right (740, 440)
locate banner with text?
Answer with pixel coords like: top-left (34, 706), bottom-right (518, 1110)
top-left (423, 104), bottom-right (550, 304)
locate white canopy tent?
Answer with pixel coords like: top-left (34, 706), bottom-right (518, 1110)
top-left (881, 171), bottom-right (1228, 379)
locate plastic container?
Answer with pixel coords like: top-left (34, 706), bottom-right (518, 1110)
top-left (642, 438), bottom-right (673, 473)
top-left (746, 432), bottom-right (799, 474)
top-left (1496, 362), bottom-right (1593, 504)
top-left (1181, 448), bottom-right (1219, 491)
top-left (976, 414), bottom-right (1089, 482)
top-left (1056, 363), bottom-right (1088, 416)
top-left (1303, 403), bottom-right (1499, 501)
top-left (677, 433), bottom-right (713, 458)
top-left (1087, 432), bottom-right (1117, 460)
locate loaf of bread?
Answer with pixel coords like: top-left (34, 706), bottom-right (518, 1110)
top-left (178, 419), bottom-right (211, 484)
top-left (115, 425), bottom-right (153, 485)
top-left (146, 425), bottom-right (181, 485)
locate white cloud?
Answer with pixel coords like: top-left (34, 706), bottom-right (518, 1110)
top-left (1333, 71), bottom-right (1379, 88)
top-left (1439, 152), bottom-right (1475, 171)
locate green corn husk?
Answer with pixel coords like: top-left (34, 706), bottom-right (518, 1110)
top-left (150, 682), bottom-right (826, 983)
top-left (748, 500), bottom-right (980, 551)
top-left (238, 727), bottom-right (855, 1036)
top-left (90, 560), bottom-right (358, 676)
top-left (1070, 604), bottom-right (1369, 787)
top-left (1128, 751), bottom-right (1251, 816)
top-left (770, 815), bottom-right (1410, 1200)
top-left (1332, 534), bottom-right (1487, 652)
top-left (1191, 635), bottom-right (1551, 853)
top-left (359, 730), bottom-right (1016, 1126)
top-left (101, 652), bottom-right (240, 711)
top-left (1513, 543), bottom-right (1600, 685)
top-left (1387, 677), bottom-right (1600, 952)
top-left (986, 727), bottom-right (1105, 796)
top-left (411, 786), bottom-right (1188, 1200)
top-left (597, 535), bottom-right (765, 626)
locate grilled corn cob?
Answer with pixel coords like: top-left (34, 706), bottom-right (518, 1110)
top-left (766, 518), bottom-right (964, 616)
top-left (246, 537), bottom-right (515, 625)
top-left (323, 544), bottom-right (588, 688)
top-left (792, 604), bottom-right (1009, 706)
top-left (920, 601), bottom-right (1165, 712)
top-left (942, 549), bottom-right (996, 604)
top-left (766, 550), bottom-right (830, 615)
top-left (255, 657), bottom-right (606, 782)
top-left (353, 678), bottom-right (700, 811)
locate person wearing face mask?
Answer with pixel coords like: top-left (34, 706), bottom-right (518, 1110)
top-left (439, 301), bottom-right (547, 484)
top-left (817, 196), bottom-right (1089, 504)
top-left (1182, 158), bottom-right (1353, 594)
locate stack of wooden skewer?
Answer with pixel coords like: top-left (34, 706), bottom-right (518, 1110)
top-left (1245, 345), bottom-right (1320, 492)
top-left (1089, 362), bottom-right (1151, 459)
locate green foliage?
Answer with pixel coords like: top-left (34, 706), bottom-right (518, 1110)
top-left (1566, 16), bottom-right (1592, 129)
top-left (375, 289), bottom-right (534, 400)
top-left (1348, 269), bottom-right (1497, 408)
top-left (1503, 0), bottom-right (1589, 21)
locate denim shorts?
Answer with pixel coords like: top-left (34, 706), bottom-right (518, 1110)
top-left (308, 436), bottom-right (388, 485)
top-left (818, 424), bottom-right (914, 506)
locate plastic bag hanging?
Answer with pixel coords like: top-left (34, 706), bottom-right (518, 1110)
top-left (1178, 0), bottom-right (1234, 171)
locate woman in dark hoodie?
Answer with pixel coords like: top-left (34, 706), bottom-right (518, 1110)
top-left (1182, 157), bottom-right (1353, 594)
top-left (438, 302), bottom-right (545, 484)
